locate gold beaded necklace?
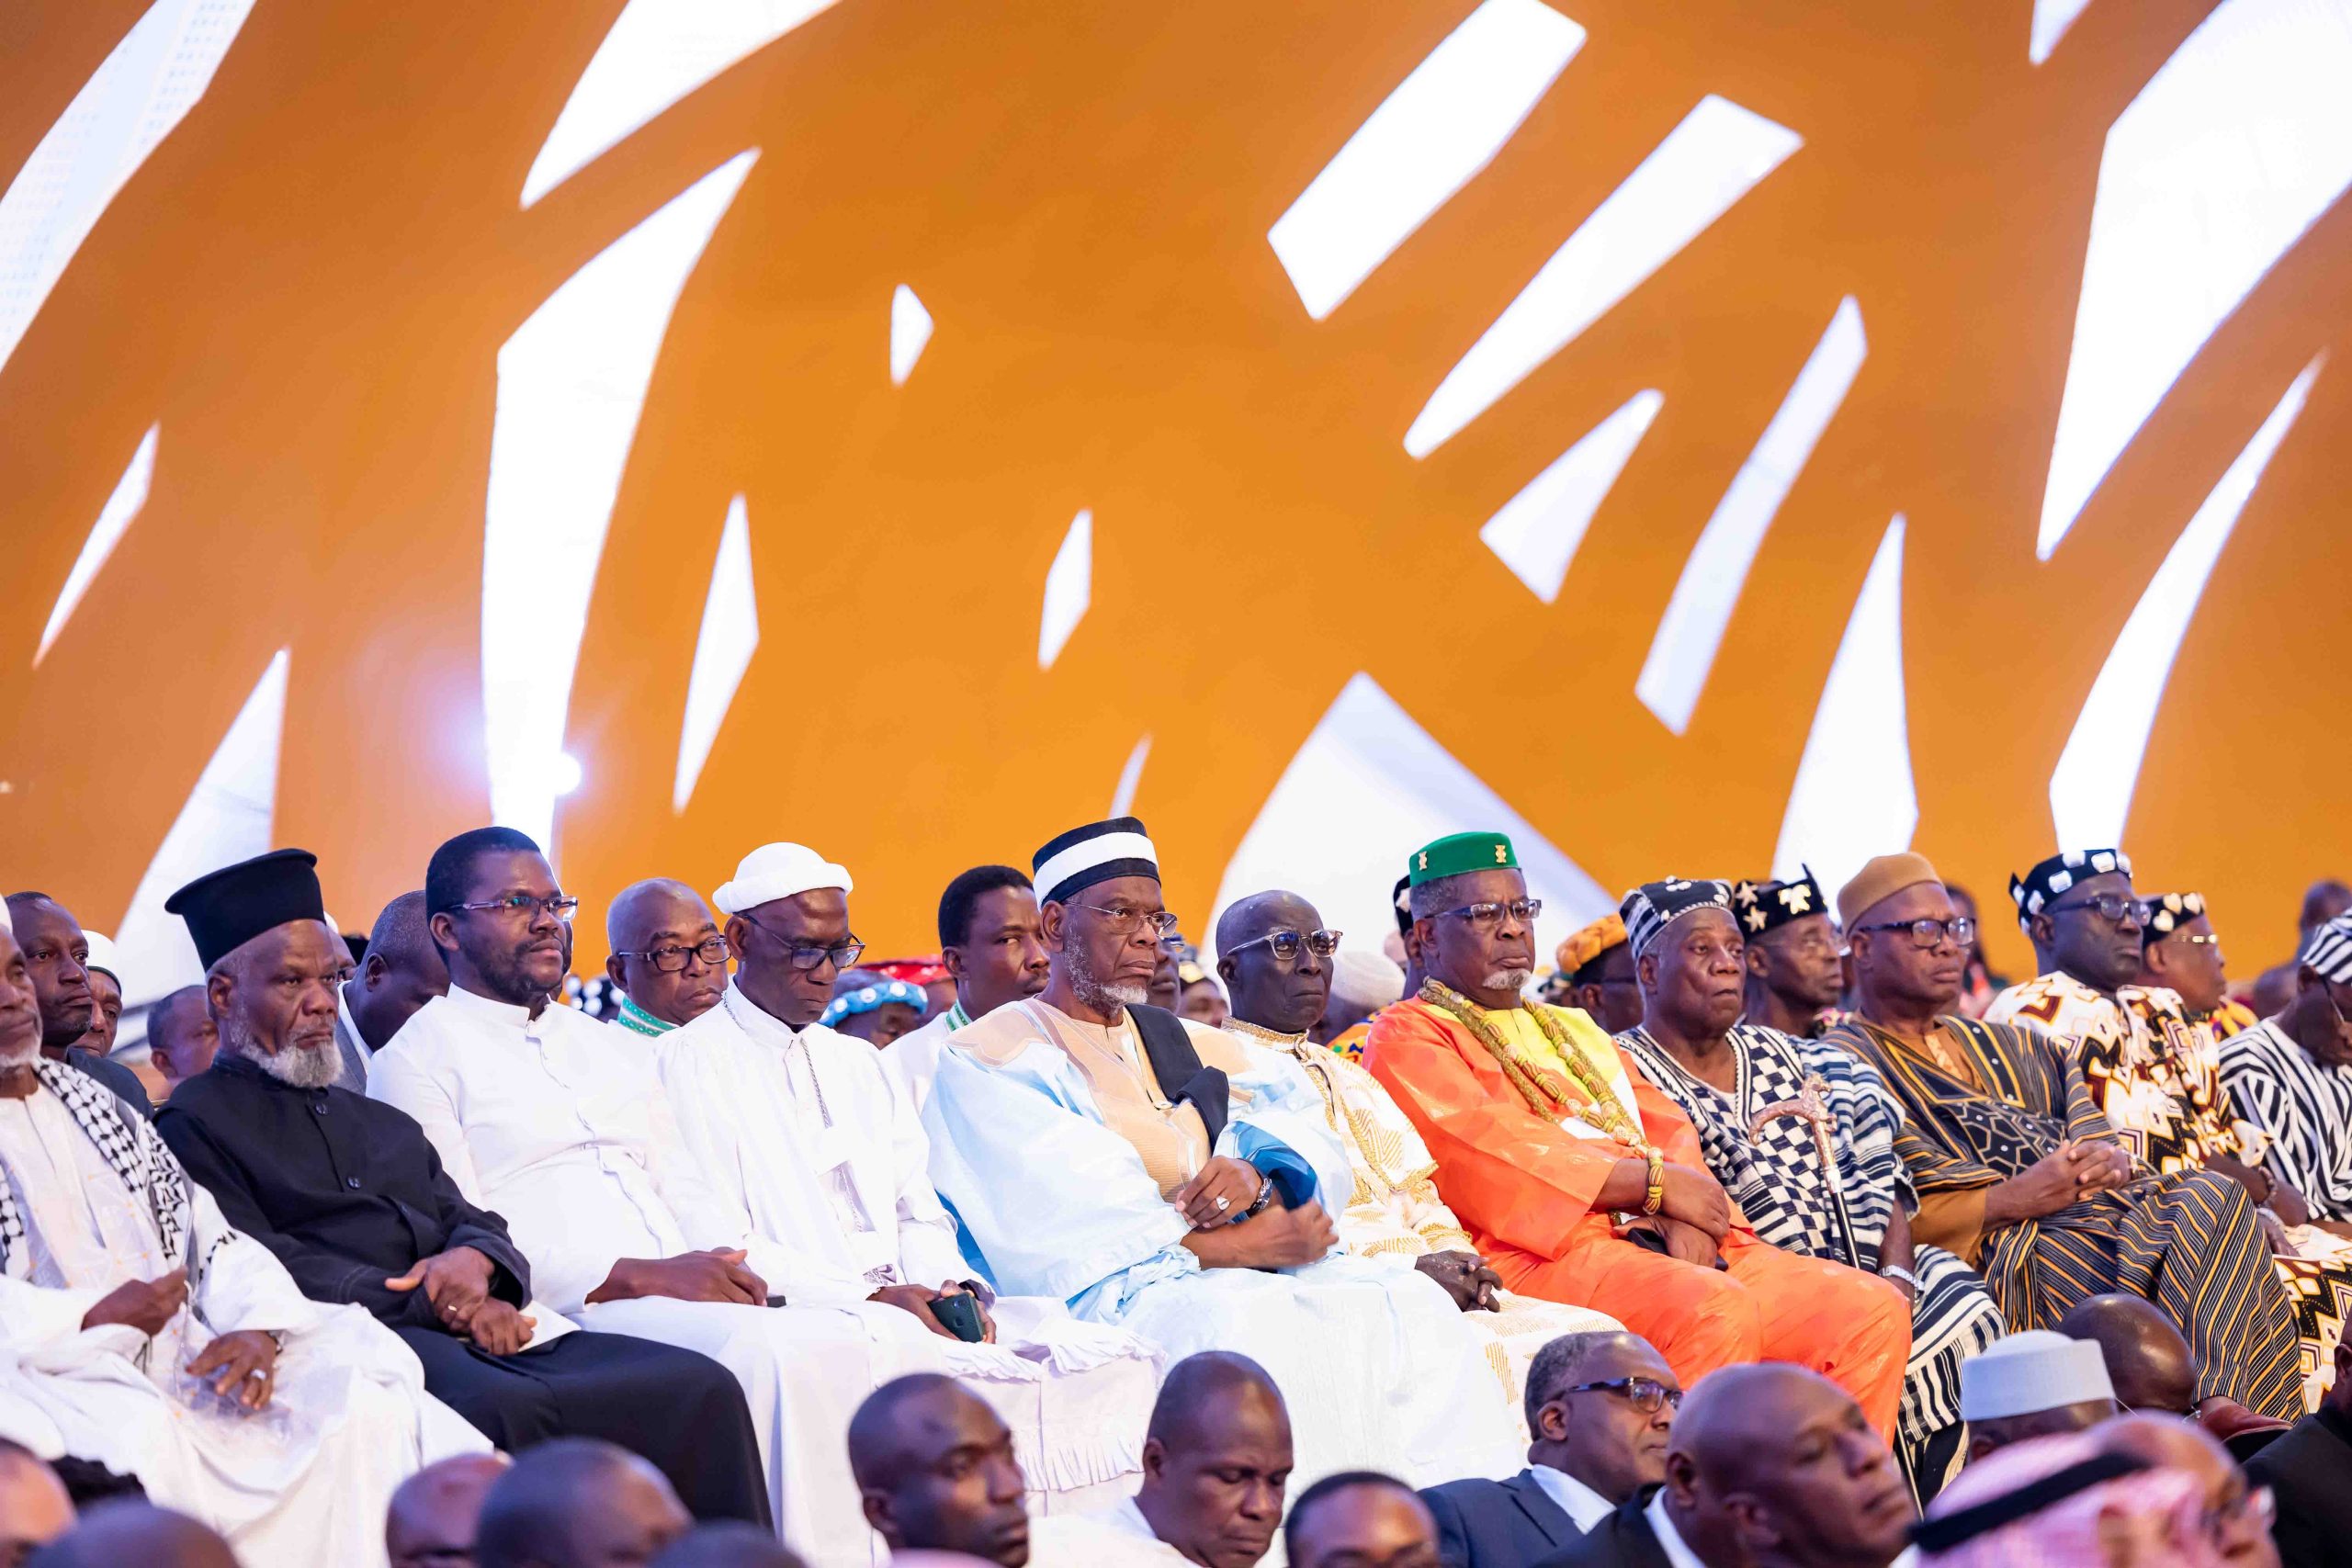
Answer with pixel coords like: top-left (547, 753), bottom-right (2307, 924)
top-left (1419, 979), bottom-right (1657, 1156)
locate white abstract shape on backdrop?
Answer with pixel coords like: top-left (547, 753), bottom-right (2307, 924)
top-left (1111, 735), bottom-right (1152, 817)
top-left (37, 423), bottom-right (159, 667)
top-left (2035, 0), bottom-right (2352, 558)
top-left (483, 150), bottom-right (758, 847)
top-left (1770, 516), bottom-right (1917, 901)
top-left (1404, 95), bottom-right (1802, 457)
top-left (0, 0), bottom-right (257, 379)
top-left (1480, 389), bottom-right (1663, 603)
top-left (2049, 358), bottom-right (2318, 848)
top-left (1209, 672), bottom-right (1610, 965)
top-left (889, 284), bottom-right (933, 385)
top-left (1038, 510), bottom-right (1092, 670)
top-left (2030, 0), bottom-right (2098, 62)
top-left (1267, 0), bottom-right (1585, 321)
top-left (1635, 297), bottom-right (1867, 735)
top-left (522, 0), bottom-right (837, 206)
top-left (673, 494), bottom-right (761, 814)
top-left (111, 647), bottom-right (288, 1006)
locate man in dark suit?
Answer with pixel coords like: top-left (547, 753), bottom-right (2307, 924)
top-left (2246, 1340), bottom-right (2352, 1568)
top-left (1423, 1332), bottom-right (1678, 1566)
top-left (1537, 1363), bottom-right (1915, 1568)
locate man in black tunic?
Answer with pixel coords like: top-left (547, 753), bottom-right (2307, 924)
top-left (150, 848), bottom-right (769, 1527)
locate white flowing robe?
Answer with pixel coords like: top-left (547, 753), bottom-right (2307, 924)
top-left (656, 988), bottom-right (1157, 1507)
top-left (0, 1063), bottom-right (486, 1568)
top-left (922, 1001), bottom-right (1523, 1493)
top-left (369, 986), bottom-right (901, 1567)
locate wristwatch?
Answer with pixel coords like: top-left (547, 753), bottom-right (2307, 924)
top-left (1241, 1168), bottom-right (1278, 1219)
top-left (1879, 1265), bottom-right (1920, 1292)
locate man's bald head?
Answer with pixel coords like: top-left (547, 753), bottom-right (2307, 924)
top-left (648, 1523), bottom-right (806, 1568)
top-left (1137, 1354), bottom-right (1293, 1568)
top-left (1665, 1363), bottom-right (1913, 1566)
top-left (25, 1501), bottom-right (235, 1568)
top-left (605, 879), bottom-right (727, 1028)
top-left (848, 1374), bottom-right (1029, 1564)
top-left (387, 1452), bottom-right (509, 1568)
top-left (1212, 892), bottom-right (1318, 958)
top-left (473, 1439), bottom-right (690, 1568)
top-left (345, 890), bottom-right (449, 1053)
top-left (1148, 1352), bottom-right (1285, 1451)
top-left (2058, 1293), bottom-right (2199, 1416)
top-left (1214, 892), bottom-right (1333, 1037)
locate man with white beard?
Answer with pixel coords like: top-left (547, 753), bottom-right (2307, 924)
top-left (0, 863), bottom-right (490, 1567)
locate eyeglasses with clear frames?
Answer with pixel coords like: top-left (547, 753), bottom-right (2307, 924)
top-left (1854, 915), bottom-right (1976, 949)
top-left (1442, 898), bottom-right (1543, 929)
top-left (1561, 1376), bottom-right (1680, 1414)
top-left (616, 936), bottom-right (730, 973)
top-left (1073, 904), bottom-right (1182, 941)
top-left (1227, 928), bottom-right (1344, 964)
top-left (447, 893), bottom-right (580, 921)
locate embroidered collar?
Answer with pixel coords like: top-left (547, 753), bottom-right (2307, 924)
top-left (1223, 1016), bottom-right (1308, 1049)
top-left (616, 995), bottom-right (675, 1036)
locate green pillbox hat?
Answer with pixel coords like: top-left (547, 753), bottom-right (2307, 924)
top-left (1408, 831), bottom-right (1519, 886)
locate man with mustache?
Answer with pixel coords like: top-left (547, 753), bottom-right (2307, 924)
top-left (3, 893), bottom-right (150, 1113)
top-left (883, 866), bottom-right (1055, 1111)
top-left (1363, 836), bottom-right (1911, 1436)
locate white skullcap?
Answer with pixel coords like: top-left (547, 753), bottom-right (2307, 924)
top-left (0, 900), bottom-right (11, 941)
top-left (1959, 1331), bottom-right (2115, 1421)
top-left (713, 844), bottom-right (853, 914)
top-left (1330, 947), bottom-right (1406, 1011)
top-left (81, 931), bottom-right (121, 985)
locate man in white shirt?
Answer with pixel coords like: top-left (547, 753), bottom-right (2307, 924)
top-left (369, 827), bottom-right (916, 1565)
top-left (883, 865), bottom-right (1053, 1111)
top-left (659, 843), bottom-right (1156, 1512)
top-left (333, 891), bottom-right (445, 1088)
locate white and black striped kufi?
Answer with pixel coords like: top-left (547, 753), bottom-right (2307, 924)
top-left (1619, 877), bottom-right (1735, 958)
top-left (2301, 913), bottom-right (2352, 986)
top-left (1033, 817), bottom-right (1160, 907)
top-left (2008, 848), bottom-right (2132, 931)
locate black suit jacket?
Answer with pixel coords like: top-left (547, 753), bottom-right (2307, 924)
top-left (2244, 1405), bottom-right (2352, 1568)
top-left (1533, 1491), bottom-right (1673, 1568)
top-left (1422, 1469), bottom-right (1585, 1568)
top-left (155, 1055), bottom-right (531, 1331)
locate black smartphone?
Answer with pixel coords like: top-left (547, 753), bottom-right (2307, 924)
top-left (931, 1292), bottom-right (986, 1343)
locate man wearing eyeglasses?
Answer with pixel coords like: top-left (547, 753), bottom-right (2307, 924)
top-left (1363, 836), bottom-right (1910, 1440)
top-left (604, 878), bottom-right (729, 1038)
top-left (1733, 871), bottom-right (1846, 1039)
top-left (369, 827), bottom-right (916, 1562)
top-left (1216, 888), bottom-right (1622, 1427)
top-left (1824, 852), bottom-right (2310, 1424)
top-left (2220, 914), bottom-right (2352, 1247)
top-left (923, 817), bottom-right (1525, 1492)
top-left (2138, 892), bottom-right (2257, 1043)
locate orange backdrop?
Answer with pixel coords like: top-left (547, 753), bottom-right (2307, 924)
top-left (2, 0), bottom-right (2346, 997)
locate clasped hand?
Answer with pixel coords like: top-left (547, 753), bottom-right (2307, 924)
top-left (388, 1245), bottom-right (537, 1353)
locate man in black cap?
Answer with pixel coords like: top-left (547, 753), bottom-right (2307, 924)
top-left (1733, 871), bottom-right (1845, 1039)
top-left (151, 849), bottom-right (770, 1528)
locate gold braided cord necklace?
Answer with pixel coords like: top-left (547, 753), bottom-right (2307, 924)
top-left (1419, 979), bottom-right (1657, 1156)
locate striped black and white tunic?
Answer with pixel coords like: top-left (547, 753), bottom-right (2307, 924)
top-left (1621, 1023), bottom-right (2005, 1452)
top-left (2219, 1019), bottom-right (2352, 1224)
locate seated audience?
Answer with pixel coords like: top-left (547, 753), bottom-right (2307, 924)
top-left (1619, 870), bottom-right (2000, 1489)
top-left (2245, 1339), bottom-right (2352, 1568)
top-left (2250, 880), bottom-right (2351, 1018)
top-left (847, 1374), bottom-right (1030, 1566)
top-left (1365, 838), bottom-right (1910, 1431)
top-left (23, 1501), bottom-right (236, 1568)
top-left (923, 818), bottom-right (1522, 1487)
top-left (2059, 1294), bottom-right (2289, 1459)
top-left (1216, 889), bottom-right (1620, 1419)
top-left (1421, 1331), bottom-right (1679, 1567)
top-left (334, 890), bottom-right (447, 1083)
top-left (1174, 959), bottom-right (1227, 1028)
top-left (371, 827), bottom-right (933, 1559)
top-left (152, 850), bottom-right (769, 1529)
top-left (1987, 849), bottom-right (2349, 1403)
top-left (387, 1453), bottom-right (509, 1568)
top-left (605, 878), bottom-right (729, 1038)
top-left (2139, 891), bottom-right (2257, 1039)
top-left (885, 866), bottom-right (1052, 1110)
top-left (1823, 852), bottom-right (2308, 1420)
top-left (0, 1440), bottom-right (74, 1562)
top-left (822, 969), bottom-right (931, 1048)
top-left (1283, 1472), bottom-right (1440, 1568)
top-left (2, 894), bottom-right (147, 1111)
top-left (1734, 873), bottom-right (1843, 1038)
top-left (0, 888), bottom-right (487, 1566)
top-left (1958, 1330), bottom-right (2117, 1462)
top-left (2218, 912), bottom-right (2352, 1241)
top-left (1554, 915), bottom-right (1644, 1038)
top-left (1912, 1433), bottom-right (2205, 1568)
top-left (1031, 1352), bottom-right (1291, 1568)
top-left (144, 985), bottom-right (219, 1093)
top-left (660, 842), bottom-right (1154, 1506)
top-left (1313, 946), bottom-right (1404, 1050)
top-left (70, 934), bottom-right (121, 1059)
top-left (2096, 1414), bottom-right (2278, 1568)
top-left (474, 1438), bottom-right (691, 1568)
top-left (1536, 1362), bottom-right (1915, 1568)
top-left (650, 1522), bottom-right (808, 1568)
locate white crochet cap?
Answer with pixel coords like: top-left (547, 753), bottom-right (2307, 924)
top-left (1959, 1330), bottom-right (2115, 1420)
top-left (714, 843), bottom-right (853, 914)
top-left (1330, 947), bottom-right (1406, 1011)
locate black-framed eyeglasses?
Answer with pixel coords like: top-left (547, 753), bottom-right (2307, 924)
top-left (736, 910), bottom-right (865, 972)
top-left (616, 936), bottom-right (729, 974)
top-left (1442, 898), bottom-right (1543, 929)
top-left (2045, 892), bottom-right (2140, 926)
top-left (1227, 928), bottom-right (1344, 964)
top-left (1562, 1376), bottom-right (1681, 1414)
top-left (1073, 904), bottom-right (1182, 941)
top-left (1854, 915), bottom-right (1975, 949)
top-left (446, 893), bottom-right (580, 921)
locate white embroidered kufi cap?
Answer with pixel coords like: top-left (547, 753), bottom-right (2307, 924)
top-left (1959, 1330), bottom-right (2115, 1421)
top-left (714, 843), bottom-right (854, 914)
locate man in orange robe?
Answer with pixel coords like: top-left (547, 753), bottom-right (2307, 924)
top-left (1365, 835), bottom-right (1911, 1436)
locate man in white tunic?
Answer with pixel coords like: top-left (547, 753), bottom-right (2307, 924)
top-left (923, 818), bottom-right (1523, 1494)
top-left (368, 827), bottom-right (911, 1567)
top-left (884, 865), bottom-right (1054, 1111)
top-left (0, 886), bottom-right (486, 1568)
top-left (658, 842), bottom-right (1158, 1510)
